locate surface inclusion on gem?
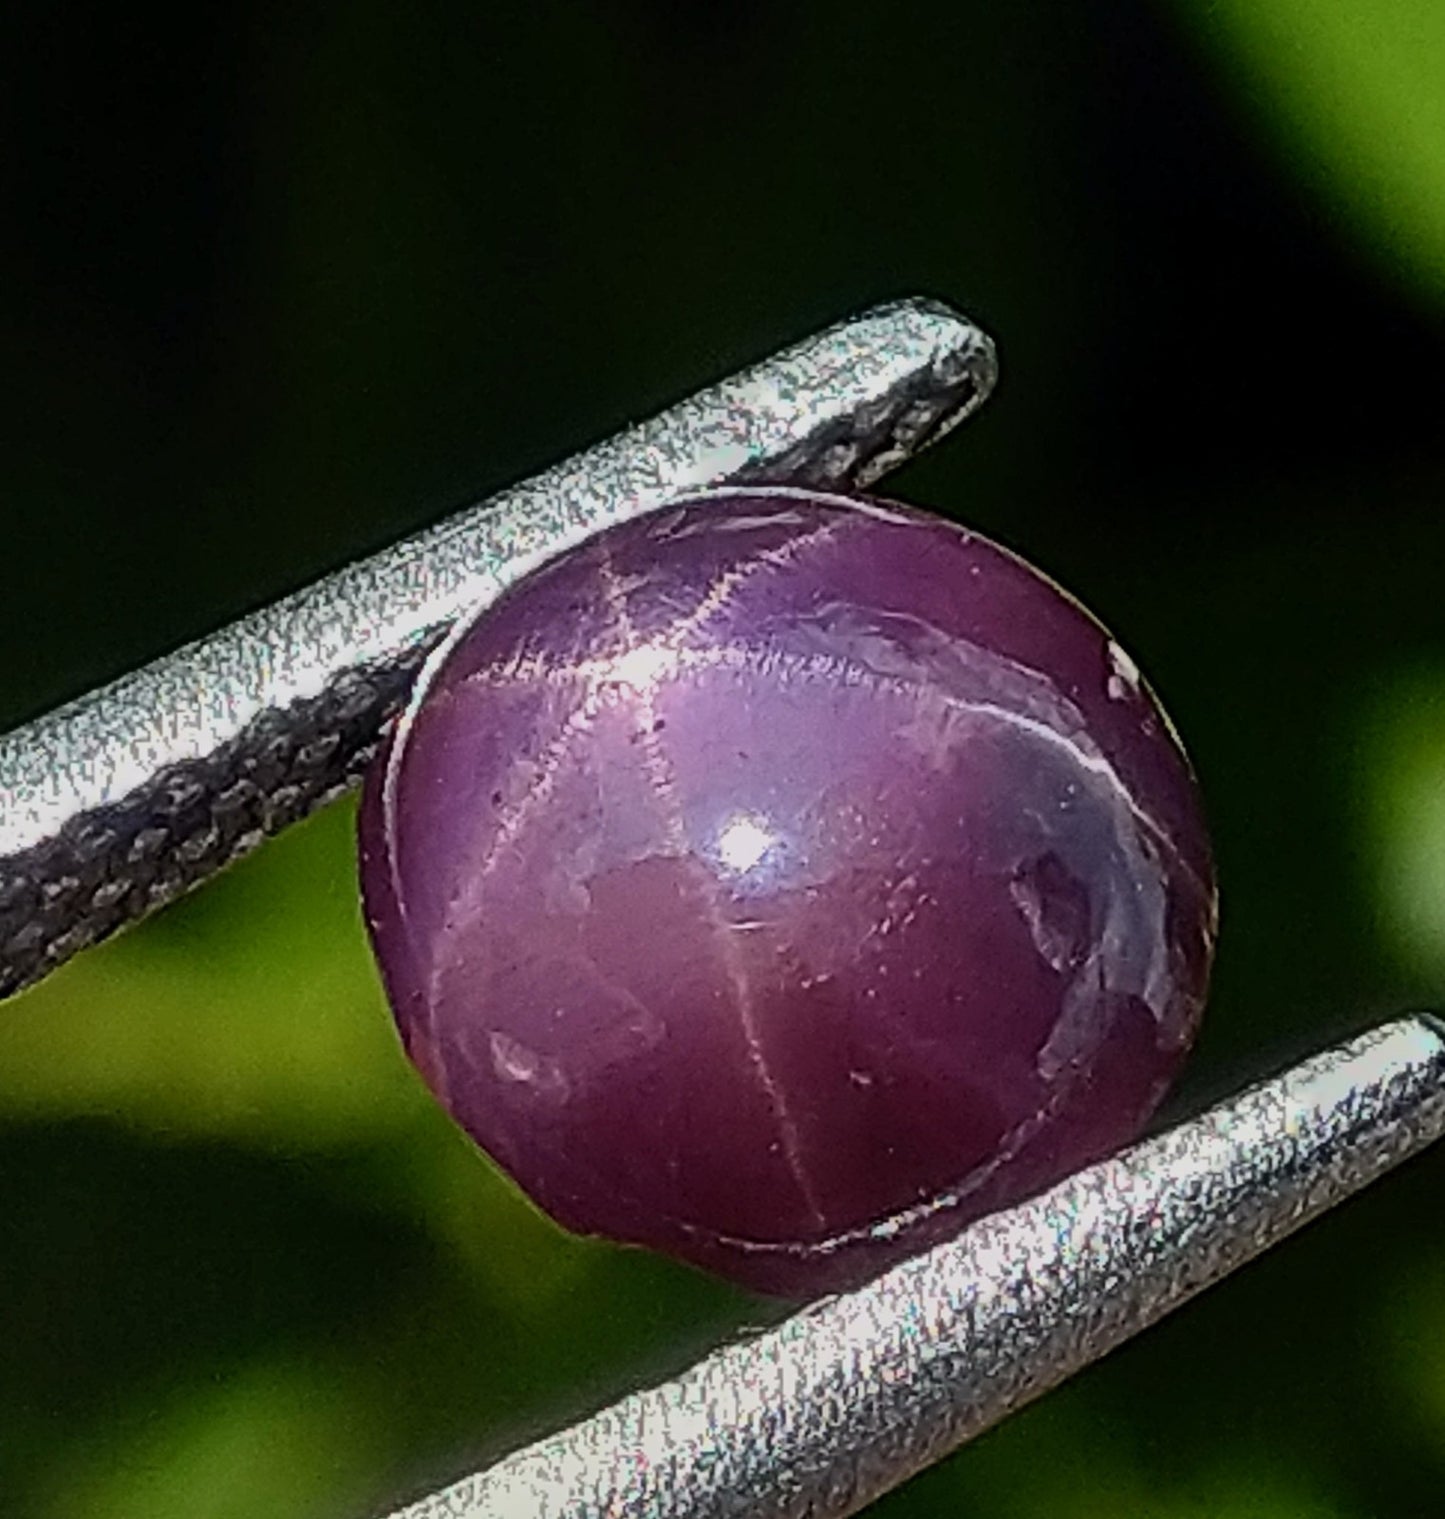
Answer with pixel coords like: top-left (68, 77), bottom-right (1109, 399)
top-left (359, 487), bottom-right (1216, 1297)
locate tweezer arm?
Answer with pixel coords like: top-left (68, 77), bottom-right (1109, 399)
top-left (382, 1014), bottom-right (1445, 1519)
top-left (0, 298), bottom-right (997, 998)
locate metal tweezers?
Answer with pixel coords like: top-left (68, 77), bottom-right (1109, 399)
top-left (2, 298), bottom-right (1442, 1519)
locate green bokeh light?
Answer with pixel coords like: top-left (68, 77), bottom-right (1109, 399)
top-left (1356, 669), bottom-right (1445, 986)
top-left (1177, 0), bottom-right (1445, 304)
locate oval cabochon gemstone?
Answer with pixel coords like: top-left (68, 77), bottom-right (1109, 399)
top-left (359, 487), bottom-right (1216, 1297)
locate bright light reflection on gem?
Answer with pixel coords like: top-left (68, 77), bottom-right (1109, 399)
top-left (716, 814), bottom-right (777, 874)
top-left (609, 643), bottom-right (671, 691)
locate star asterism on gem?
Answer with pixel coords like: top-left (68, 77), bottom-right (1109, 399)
top-left (359, 487), bottom-right (1216, 1297)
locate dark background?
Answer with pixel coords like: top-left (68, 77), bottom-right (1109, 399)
top-left (2, 3), bottom-right (1443, 1516)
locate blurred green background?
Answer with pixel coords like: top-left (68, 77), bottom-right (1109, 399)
top-left (2, 2), bottom-right (1444, 1515)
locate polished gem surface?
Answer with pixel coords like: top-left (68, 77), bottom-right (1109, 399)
top-left (359, 487), bottom-right (1216, 1296)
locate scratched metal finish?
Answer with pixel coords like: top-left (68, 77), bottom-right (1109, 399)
top-left (0, 298), bottom-right (997, 998)
top-left (381, 1015), bottom-right (1445, 1519)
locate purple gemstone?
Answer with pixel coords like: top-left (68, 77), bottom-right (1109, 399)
top-left (359, 487), bottom-right (1216, 1297)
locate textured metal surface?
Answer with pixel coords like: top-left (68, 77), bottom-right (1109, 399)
top-left (380, 1014), bottom-right (1445, 1519)
top-left (0, 298), bottom-right (997, 998)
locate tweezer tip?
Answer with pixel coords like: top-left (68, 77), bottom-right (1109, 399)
top-left (880, 293), bottom-right (1001, 398)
